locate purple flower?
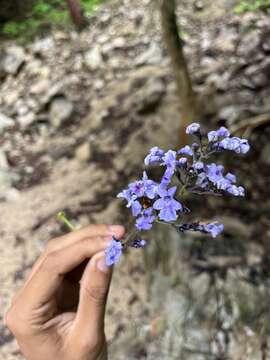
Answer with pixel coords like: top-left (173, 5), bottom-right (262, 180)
top-left (225, 173), bottom-right (236, 183)
top-left (196, 172), bottom-right (209, 189)
top-left (206, 163), bottom-right (224, 184)
top-left (203, 222), bottom-right (224, 238)
top-left (227, 185), bottom-right (245, 196)
top-left (177, 222), bottom-right (224, 238)
top-left (178, 145), bottom-right (193, 156)
top-left (186, 123), bottom-right (200, 135)
top-left (136, 208), bottom-right (156, 231)
top-left (217, 126), bottom-right (230, 137)
top-left (144, 147), bottom-right (165, 165)
top-left (161, 150), bottom-right (177, 185)
top-left (126, 172), bottom-right (158, 200)
top-left (130, 238), bottom-right (147, 248)
top-left (142, 171), bottom-right (158, 199)
top-left (162, 150), bottom-right (177, 168)
top-left (178, 157), bottom-right (188, 167)
top-left (117, 189), bottom-right (142, 216)
top-left (105, 237), bottom-right (123, 266)
top-left (218, 137), bottom-right (250, 154)
top-left (129, 199), bottom-right (142, 216)
top-left (239, 139), bottom-right (250, 154)
top-left (117, 188), bottom-right (132, 202)
top-left (193, 161), bottom-right (204, 171)
top-left (153, 186), bottom-right (183, 222)
top-left (208, 131), bottom-right (218, 142)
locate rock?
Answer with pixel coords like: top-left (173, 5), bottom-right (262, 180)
top-left (237, 30), bottom-right (262, 61)
top-left (218, 105), bottom-right (243, 124)
top-left (0, 46), bottom-right (26, 75)
top-left (0, 150), bottom-right (8, 170)
top-left (243, 63), bottom-right (269, 89)
top-left (261, 30), bottom-right (270, 53)
top-left (30, 79), bottom-right (51, 95)
top-left (111, 37), bottom-right (126, 49)
top-left (213, 28), bottom-right (237, 53)
top-left (260, 143), bottom-right (270, 165)
top-left (0, 170), bottom-right (12, 194)
top-left (75, 142), bottom-right (92, 162)
top-left (84, 46), bottom-right (103, 70)
top-left (49, 97), bottom-right (74, 128)
top-left (135, 43), bottom-right (163, 66)
top-left (0, 152), bottom-right (17, 198)
top-left (0, 113), bottom-right (14, 133)
top-left (31, 37), bottom-right (54, 55)
top-left (194, 0), bottom-right (204, 11)
top-left (17, 112), bottom-right (36, 129)
top-left (135, 77), bottom-right (165, 113)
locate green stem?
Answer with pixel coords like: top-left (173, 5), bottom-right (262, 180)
top-left (122, 227), bottom-right (139, 247)
top-left (57, 211), bottom-right (76, 231)
top-left (179, 184), bottom-right (187, 196)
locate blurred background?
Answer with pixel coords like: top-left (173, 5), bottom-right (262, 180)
top-left (0, 0), bottom-right (270, 359)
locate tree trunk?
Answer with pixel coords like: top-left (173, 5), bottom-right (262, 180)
top-left (159, 0), bottom-right (199, 145)
top-left (65, 0), bottom-right (87, 30)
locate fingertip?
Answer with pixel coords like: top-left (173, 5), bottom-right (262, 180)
top-left (108, 225), bottom-right (125, 239)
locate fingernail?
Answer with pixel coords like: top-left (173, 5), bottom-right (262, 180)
top-left (104, 236), bottom-right (113, 244)
top-left (97, 255), bottom-right (110, 273)
top-left (108, 225), bottom-right (125, 236)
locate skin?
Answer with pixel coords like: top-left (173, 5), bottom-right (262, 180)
top-left (4, 224), bottom-right (125, 360)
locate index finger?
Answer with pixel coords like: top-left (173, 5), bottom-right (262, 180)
top-left (11, 225), bottom-right (125, 305)
top-left (13, 228), bottom-right (125, 314)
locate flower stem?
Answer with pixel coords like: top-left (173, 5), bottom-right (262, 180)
top-left (122, 227), bottom-right (139, 247)
top-left (57, 211), bottom-right (76, 231)
top-left (179, 184), bottom-right (187, 196)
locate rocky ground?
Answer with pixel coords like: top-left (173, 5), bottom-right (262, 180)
top-left (1, 0), bottom-right (270, 359)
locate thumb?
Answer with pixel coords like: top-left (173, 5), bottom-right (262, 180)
top-left (73, 251), bottom-right (112, 341)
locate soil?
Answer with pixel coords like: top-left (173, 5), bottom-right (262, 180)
top-left (0, 0), bottom-right (270, 359)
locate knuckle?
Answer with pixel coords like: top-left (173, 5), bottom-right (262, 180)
top-left (4, 307), bottom-right (21, 334)
top-left (4, 306), bottom-right (31, 337)
top-left (83, 286), bottom-right (108, 305)
top-left (45, 237), bottom-right (61, 252)
top-left (41, 250), bottom-right (59, 271)
top-left (4, 308), bottom-right (14, 330)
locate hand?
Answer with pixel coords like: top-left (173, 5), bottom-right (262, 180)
top-left (5, 224), bottom-right (125, 360)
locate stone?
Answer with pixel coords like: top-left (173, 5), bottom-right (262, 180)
top-left (49, 97), bottom-right (74, 128)
top-left (213, 28), bottom-right (237, 53)
top-left (0, 113), bottom-right (14, 134)
top-left (31, 37), bottom-right (54, 55)
top-left (218, 105), bottom-right (243, 124)
top-left (194, 0), bottom-right (204, 11)
top-left (260, 143), bottom-right (270, 165)
top-left (0, 150), bottom-right (9, 170)
top-left (84, 46), bottom-right (103, 70)
top-left (237, 30), bottom-right (262, 60)
top-left (17, 112), bottom-right (36, 129)
top-left (75, 142), bottom-right (92, 162)
top-left (135, 77), bottom-right (165, 113)
top-left (0, 46), bottom-right (26, 75)
top-left (243, 63), bottom-right (269, 89)
top-left (30, 79), bottom-right (50, 95)
top-left (111, 37), bottom-right (126, 49)
top-left (0, 170), bottom-right (12, 193)
top-left (135, 43), bottom-right (163, 66)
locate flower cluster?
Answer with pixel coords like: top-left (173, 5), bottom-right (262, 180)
top-left (105, 123), bottom-right (250, 266)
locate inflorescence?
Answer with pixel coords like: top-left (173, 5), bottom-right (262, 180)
top-left (105, 123), bottom-right (250, 266)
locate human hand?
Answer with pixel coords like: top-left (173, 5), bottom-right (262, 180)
top-left (5, 224), bottom-right (125, 360)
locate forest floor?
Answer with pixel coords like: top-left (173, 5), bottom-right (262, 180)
top-left (1, 0), bottom-right (270, 359)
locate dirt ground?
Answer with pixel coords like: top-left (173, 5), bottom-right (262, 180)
top-left (1, 0), bottom-right (270, 359)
